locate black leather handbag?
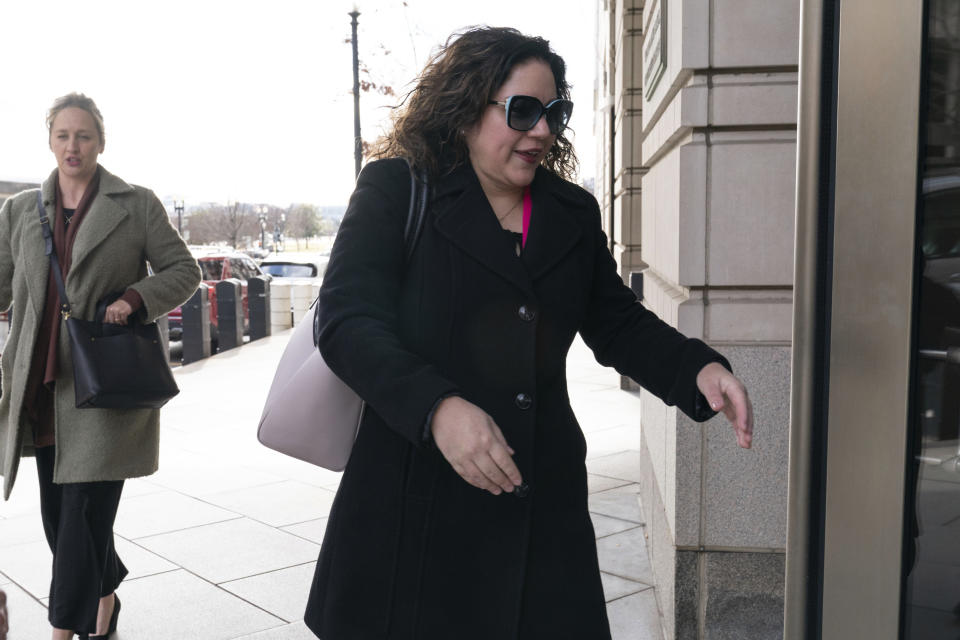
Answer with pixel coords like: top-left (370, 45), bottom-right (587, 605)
top-left (36, 191), bottom-right (179, 409)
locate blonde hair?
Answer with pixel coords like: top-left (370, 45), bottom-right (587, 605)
top-left (46, 92), bottom-right (105, 146)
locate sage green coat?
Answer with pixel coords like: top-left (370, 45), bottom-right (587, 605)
top-left (0, 166), bottom-right (201, 499)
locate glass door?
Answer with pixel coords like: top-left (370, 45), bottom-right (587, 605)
top-left (788, 0), bottom-right (925, 637)
top-left (904, 2), bottom-right (960, 636)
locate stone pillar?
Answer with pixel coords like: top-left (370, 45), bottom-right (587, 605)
top-left (596, 0), bottom-right (646, 279)
top-left (596, 0), bottom-right (799, 637)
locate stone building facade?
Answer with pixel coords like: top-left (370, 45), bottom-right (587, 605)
top-left (594, 1), bottom-right (798, 637)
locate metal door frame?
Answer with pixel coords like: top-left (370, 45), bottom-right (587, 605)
top-left (787, 0), bottom-right (925, 638)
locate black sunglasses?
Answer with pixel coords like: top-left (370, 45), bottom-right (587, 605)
top-left (488, 95), bottom-right (574, 135)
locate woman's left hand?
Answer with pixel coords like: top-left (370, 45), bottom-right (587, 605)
top-left (104, 299), bottom-right (134, 324)
top-left (696, 362), bottom-right (753, 449)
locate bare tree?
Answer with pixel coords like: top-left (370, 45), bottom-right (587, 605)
top-left (285, 204), bottom-right (322, 250)
top-left (223, 201), bottom-right (256, 249)
top-left (318, 216), bottom-right (340, 236)
top-left (184, 203), bottom-right (259, 248)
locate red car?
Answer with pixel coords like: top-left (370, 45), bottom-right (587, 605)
top-left (168, 251), bottom-right (266, 343)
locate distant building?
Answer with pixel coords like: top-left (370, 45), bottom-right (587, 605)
top-left (0, 180), bottom-right (40, 207)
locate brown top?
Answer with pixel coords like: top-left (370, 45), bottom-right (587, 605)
top-left (25, 170), bottom-right (144, 448)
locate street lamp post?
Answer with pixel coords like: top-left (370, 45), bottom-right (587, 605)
top-left (349, 8), bottom-right (362, 179)
top-left (174, 200), bottom-right (184, 236)
top-left (257, 205), bottom-right (268, 250)
top-left (273, 213), bottom-right (286, 252)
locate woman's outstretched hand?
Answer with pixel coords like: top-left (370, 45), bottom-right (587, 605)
top-left (696, 362), bottom-right (754, 449)
top-left (430, 396), bottom-right (523, 495)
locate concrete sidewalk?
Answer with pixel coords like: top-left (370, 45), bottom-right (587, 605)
top-left (0, 330), bottom-right (663, 639)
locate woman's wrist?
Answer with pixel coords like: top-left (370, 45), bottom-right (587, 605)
top-left (118, 288), bottom-right (143, 313)
top-left (423, 392), bottom-right (460, 443)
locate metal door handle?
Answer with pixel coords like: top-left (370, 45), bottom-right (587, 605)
top-left (918, 347), bottom-right (960, 364)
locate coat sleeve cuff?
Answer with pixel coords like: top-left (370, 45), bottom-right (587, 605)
top-left (119, 288), bottom-right (144, 313)
top-left (422, 392), bottom-right (461, 444)
top-left (687, 354), bottom-right (732, 422)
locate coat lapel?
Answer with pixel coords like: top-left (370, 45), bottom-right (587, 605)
top-left (432, 165), bottom-right (535, 297)
top-left (68, 167), bottom-right (134, 277)
top-left (431, 164), bottom-right (586, 294)
top-left (521, 169), bottom-right (583, 281)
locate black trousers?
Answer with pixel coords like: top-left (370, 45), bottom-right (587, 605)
top-left (35, 446), bottom-right (127, 632)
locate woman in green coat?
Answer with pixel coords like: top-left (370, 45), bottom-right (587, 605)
top-left (0, 93), bottom-right (201, 640)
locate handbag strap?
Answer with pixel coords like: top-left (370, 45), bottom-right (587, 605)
top-left (35, 190), bottom-right (73, 319)
top-left (312, 159), bottom-right (428, 348)
top-left (402, 158), bottom-right (429, 261)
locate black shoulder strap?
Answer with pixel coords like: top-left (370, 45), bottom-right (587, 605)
top-left (402, 158), bottom-right (429, 262)
top-left (36, 190), bottom-right (72, 318)
top-left (313, 159), bottom-right (427, 348)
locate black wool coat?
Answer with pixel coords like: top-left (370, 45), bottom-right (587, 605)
top-left (304, 158), bottom-right (728, 640)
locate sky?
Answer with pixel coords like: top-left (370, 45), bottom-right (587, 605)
top-left (0, 0), bottom-right (598, 208)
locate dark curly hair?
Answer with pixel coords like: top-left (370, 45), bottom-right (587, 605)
top-left (370, 26), bottom-right (577, 180)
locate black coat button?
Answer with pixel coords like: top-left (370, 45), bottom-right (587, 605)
top-left (513, 482), bottom-right (530, 498)
top-left (518, 305), bottom-right (536, 322)
top-left (515, 393), bottom-right (532, 410)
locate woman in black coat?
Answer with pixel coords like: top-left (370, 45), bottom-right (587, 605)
top-left (304, 27), bottom-right (752, 640)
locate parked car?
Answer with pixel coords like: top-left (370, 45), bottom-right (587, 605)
top-left (258, 253), bottom-right (328, 283)
top-left (168, 251), bottom-right (267, 343)
top-left (243, 247), bottom-right (270, 261)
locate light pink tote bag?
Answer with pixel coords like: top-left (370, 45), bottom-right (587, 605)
top-left (256, 161), bottom-right (427, 470)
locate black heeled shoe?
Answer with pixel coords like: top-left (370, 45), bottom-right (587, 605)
top-left (88, 594), bottom-right (120, 640)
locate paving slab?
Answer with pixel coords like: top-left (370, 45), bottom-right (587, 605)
top-left (586, 426), bottom-right (643, 458)
top-left (202, 481), bottom-right (336, 528)
top-left (236, 621), bottom-right (318, 639)
top-left (602, 571), bottom-right (652, 601)
top-left (280, 517), bottom-right (329, 545)
top-left (577, 403), bottom-right (643, 436)
top-left (114, 537), bottom-right (179, 580)
top-left (597, 527), bottom-right (656, 585)
top-left (589, 473), bottom-right (634, 494)
top-left (589, 484), bottom-right (644, 524)
top-left (0, 460), bottom-right (40, 519)
top-left (243, 454), bottom-right (344, 490)
top-left (112, 569), bottom-right (281, 639)
top-left (0, 541), bottom-right (50, 598)
top-left (115, 490), bottom-right (240, 539)
top-left (588, 450), bottom-right (645, 483)
top-left (146, 449), bottom-right (285, 497)
top-left (163, 425), bottom-right (267, 459)
top-left (592, 512), bottom-right (644, 539)
top-left (121, 477), bottom-right (169, 499)
top-left (221, 562), bottom-right (316, 623)
top-left (2, 580), bottom-right (50, 640)
top-left (135, 517), bottom-right (319, 584)
top-left (0, 513), bottom-right (46, 549)
top-left (608, 588), bottom-right (664, 640)
top-left (0, 535), bottom-right (178, 603)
